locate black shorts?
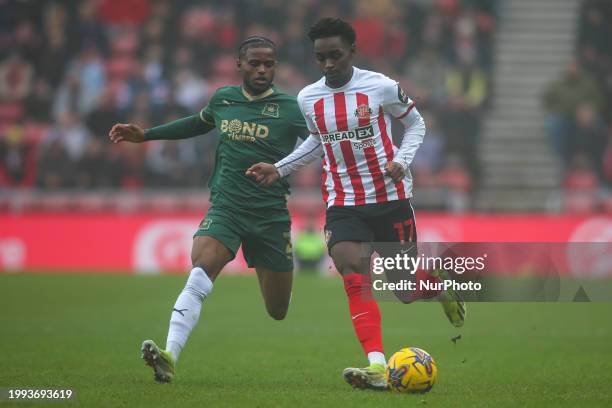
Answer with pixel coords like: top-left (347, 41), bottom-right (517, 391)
top-left (324, 199), bottom-right (417, 251)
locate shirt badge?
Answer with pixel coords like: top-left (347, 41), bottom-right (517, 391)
top-left (354, 104), bottom-right (372, 120)
top-left (262, 103), bottom-right (280, 118)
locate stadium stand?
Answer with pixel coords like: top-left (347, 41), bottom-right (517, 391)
top-left (2, 0), bottom-right (608, 213)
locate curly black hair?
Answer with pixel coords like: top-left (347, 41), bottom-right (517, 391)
top-left (307, 17), bottom-right (356, 45)
top-left (238, 36), bottom-right (276, 58)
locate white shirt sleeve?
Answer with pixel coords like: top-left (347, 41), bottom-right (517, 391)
top-left (381, 79), bottom-right (426, 170)
top-left (381, 78), bottom-right (415, 119)
top-left (274, 134), bottom-right (323, 177)
top-left (274, 93), bottom-right (323, 177)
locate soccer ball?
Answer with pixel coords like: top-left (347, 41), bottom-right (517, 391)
top-left (386, 347), bottom-right (438, 393)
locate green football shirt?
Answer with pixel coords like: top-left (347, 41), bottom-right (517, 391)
top-left (200, 86), bottom-right (308, 210)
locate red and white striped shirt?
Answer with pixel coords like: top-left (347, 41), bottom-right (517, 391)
top-left (297, 67), bottom-right (418, 207)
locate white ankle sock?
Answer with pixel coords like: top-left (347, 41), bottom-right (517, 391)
top-left (165, 267), bottom-right (213, 362)
top-left (368, 351), bottom-right (386, 367)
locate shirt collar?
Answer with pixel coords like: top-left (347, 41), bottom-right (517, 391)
top-left (241, 86), bottom-right (275, 101)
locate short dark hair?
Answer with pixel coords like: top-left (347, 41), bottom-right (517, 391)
top-left (308, 18), bottom-right (356, 45)
top-left (238, 36), bottom-right (276, 58)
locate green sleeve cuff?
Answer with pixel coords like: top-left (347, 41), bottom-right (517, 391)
top-left (144, 114), bottom-right (215, 141)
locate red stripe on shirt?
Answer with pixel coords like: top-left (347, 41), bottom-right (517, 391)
top-left (378, 106), bottom-right (406, 199)
top-left (314, 98), bottom-right (328, 134)
top-left (324, 143), bottom-right (345, 206)
top-left (335, 92), bottom-right (365, 205)
top-left (340, 140), bottom-right (365, 205)
top-left (364, 145), bottom-right (388, 202)
top-left (316, 98), bottom-right (344, 205)
top-left (357, 93), bottom-right (387, 203)
top-left (333, 92), bottom-right (349, 130)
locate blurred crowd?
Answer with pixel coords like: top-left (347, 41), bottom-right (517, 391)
top-left (543, 0), bottom-right (612, 211)
top-left (0, 0), bottom-right (497, 203)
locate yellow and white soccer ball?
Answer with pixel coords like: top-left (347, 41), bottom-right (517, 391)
top-left (386, 347), bottom-right (438, 393)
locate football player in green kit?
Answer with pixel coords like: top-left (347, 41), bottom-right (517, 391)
top-left (109, 37), bottom-right (309, 383)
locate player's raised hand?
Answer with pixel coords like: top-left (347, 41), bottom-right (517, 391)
top-left (384, 161), bottom-right (406, 182)
top-left (246, 162), bottom-right (280, 187)
top-left (109, 123), bottom-right (145, 144)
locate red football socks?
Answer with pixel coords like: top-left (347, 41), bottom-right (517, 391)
top-left (410, 269), bottom-right (442, 301)
top-left (343, 273), bottom-right (384, 355)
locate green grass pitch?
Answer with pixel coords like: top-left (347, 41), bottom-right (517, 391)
top-left (1, 274), bottom-right (611, 407)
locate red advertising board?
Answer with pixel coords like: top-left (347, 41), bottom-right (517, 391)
top-left (1, 213), bottom-right (610, 274)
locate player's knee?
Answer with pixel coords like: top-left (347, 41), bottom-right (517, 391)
top-left (336, 260), bottom-right (362, 276)
top-left (191, 254), bottom-right (221, 279)
top-left (191, 238), bottom-right (231, 279)
top-left (184, 267), bottom-right (214, 301)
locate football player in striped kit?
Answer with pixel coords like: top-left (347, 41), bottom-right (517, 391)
top-left (247, 18), bottom-right (465, 390)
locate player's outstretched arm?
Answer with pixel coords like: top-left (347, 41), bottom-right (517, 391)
top-left (109, 115), bottom-right (215, 144)
top-left (246, 134), bottom-right (323, 187)
top-left (109, 123), bottom-right (145, 143)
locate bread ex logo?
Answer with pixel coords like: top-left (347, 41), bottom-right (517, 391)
top-left (320, 125), bottom-right (374, 143)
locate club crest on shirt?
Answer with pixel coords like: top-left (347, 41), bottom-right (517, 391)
top-left (262, 103), bottom-right (280, 118)
top-left (199, 218), bottom-right (212, 230)
top-left (354, 104), bottom-right (372, 120)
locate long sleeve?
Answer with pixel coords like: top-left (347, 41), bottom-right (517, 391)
top-left (144, 114), bottom-right (215, 141)
top-left (393, 107), bottom-right (426, 171)
top-left (274, 134), bottom-right (323, 177)
top-left (381, 79), bottom-right (426, 170)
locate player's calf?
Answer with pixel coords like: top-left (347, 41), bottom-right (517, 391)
top-left (255, 267), bottom-right (293, 321)
top-left (265, 303), bottom-right (288, 320)
top-left (262, 290), bottom-right (290, 321)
